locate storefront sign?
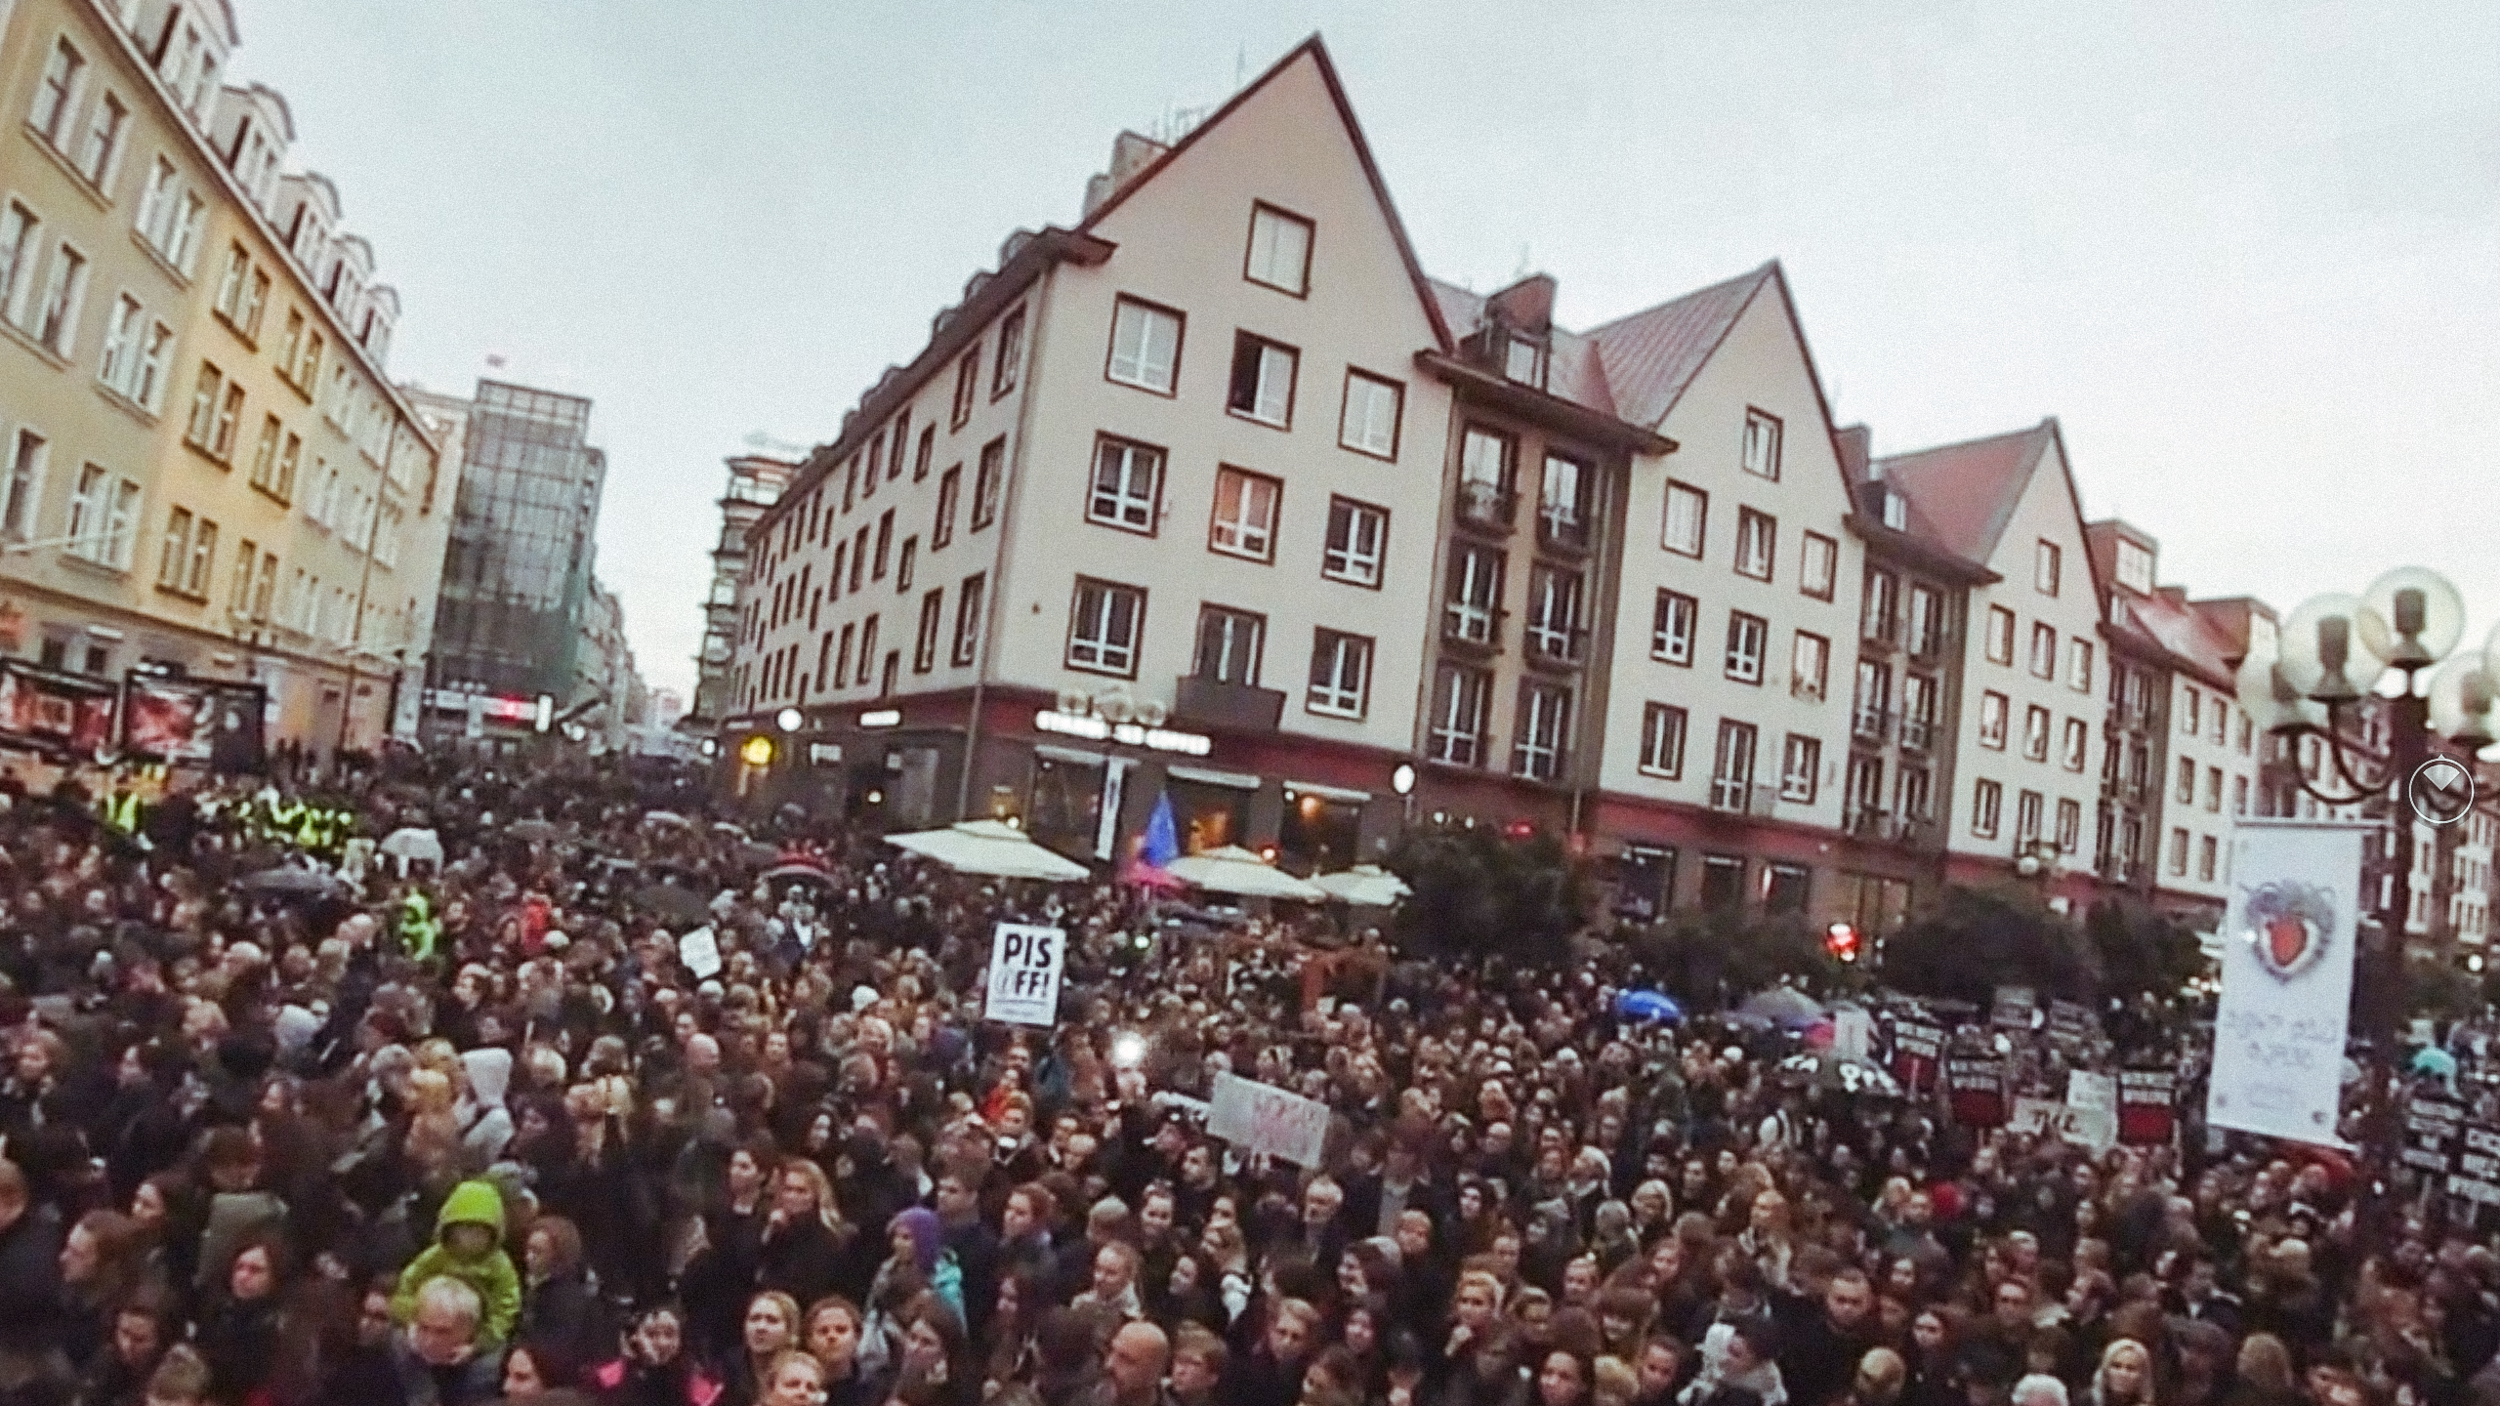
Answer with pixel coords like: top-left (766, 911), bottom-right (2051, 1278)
top-left (859, 709), bottom-right (901, 728)
top-left (0, 660), bottom-right (118, 755)
top-left (1034, 709), bottom-right (1212, 756)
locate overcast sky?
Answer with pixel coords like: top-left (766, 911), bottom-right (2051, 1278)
top-left (231, 0), bottom-right (2500, 700)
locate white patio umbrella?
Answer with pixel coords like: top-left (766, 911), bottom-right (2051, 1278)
top-left (1163, 845), bottom-right (1329, 901)
top-left (884, 819), bottom-right (1091, 882)
top-left (1310, 864), bottom-right (1412, 906)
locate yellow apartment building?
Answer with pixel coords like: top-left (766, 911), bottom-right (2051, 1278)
top-left (0, 0), bottom-right (443, 759)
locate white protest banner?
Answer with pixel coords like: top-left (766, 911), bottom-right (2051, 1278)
top-left (2067, 1070), bottom-right (2116, 1114)
top-left (2207, 821), bottom-right (2366, 1145)
top-left (2011, 1096), bottom-right (2116, 1153)
top-left (983, 923), bottom-right (1066, 1027)
top-left (1207, 1071), bottom-right (1331, 1167)
top-left (677, 927), bottom-right (722, 980)
top-left (1991, 986), bottom-right (2037, 1030)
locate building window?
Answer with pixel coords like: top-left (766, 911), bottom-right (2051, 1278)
top-left (1792, 632), bottom-right (1829, 702)
top-left (2024, 705), bottom-right (2050, 761)
top-left (1322, 497), bottom-right (1387, 587)
top-left (184, 363), bottom-right (224, 450)
top-left (1780, 734), bottom-right (1820, 804)
top-left (2068, 638), bottom-right (2093, 692)
top-left (2036, 539), bottom-right (2061, 595)
top-left (1905, 585), bottom-right (1941, 655)
top-left (2052, 797), bottom-right (2081, 853)
top-left (1724, 611), bottom-right (1767, 684)
top-left (1800, 531), bottom-right (1836, 601)
top-left (2062, 717), bottom-right (2088, 771)
top-left (1, 428), bottom-right (47, 539)
top-left (1512, 682), bottom-right (1571, 781)
top-left (1106, 296), bottom-right (1181, 394)
top-left (1900, 672), bottom-right (1936, 751)
top-left (973, 437), bottom-right (1005, 529)
top-left (1085, 437), bottom-right (1164, 533)
top-left (29, 38), bottom-right (84, 145)
top-left (1862, 569), bottom-right (1898, 642)
top-left (1458, 426), bottom-right (1514, 526)
top-left (1538, 454), bottom-right (1589, 549)
top-left (156, 507), bottom-right (193, 591)
top-left (1194, 605), bottom-right (1265, 685)
top-left (1244, 203), bottom-right (1313, 295)
top-left (2183, 685), bottom-right (2202, 735)
top-left (34, 242), bottom-right (88, 356)
top-left (2176, 756), bottom-right (2195, 804)
top-left (2198, 835), bottom-right (2218, 881)
top-left (1428, 664), bottom-right (1492, 766)
top-left (2232, 775), bottom-right (2249, 816)
top-left (77, 93), bottom-right (127, 189)
top-left (1711, 721), bottom-right (1758, 811)
top-left (67, 465), bottom-right (137, 569)
top-left (1524, 566), bottom-right (1584, 664)
top-left (2116, 539), bottom-right (2153, 593)
top-left (1208, 466), bottom-right (1280, 562)
top-left (1306, 630), bottom-right (1371, 719)
top-left (1734, 508), bottom-right (1775, 581)
top-left (1985, 605), bottom-right (2015, 664)
top-left (2017, 790), bottom-right (2044, 844)
top-left (896, 537), bottom-right (917, 591)
top-left (1741, 408), bottom-right (1782, 480)
top-left (2169, 827), bottom-right (2189, 875)
top-left (933, 465), bottom-right (960, 547)
top-left (1899, 765), bottom-right (1932, 822)
top-left (1639, 703), bottom-right (1687, 779)
top-left (1979, 691), bottom-right (2008, 749)
top-left (2029, 622), bottom-right (2056, 678)
top-left (1503, 333), bottom-right (1547, 389)
top-left (951, 573), bottom-right (985, 666)
top-left (1444, 546), bottom-right (1504, 645)
top-left (992, 305), bottom-right (1025, 396)
top-left (0, 201), bottom-right (41, 326)
top-left (1972, 779), bottom-right (2003, 838)
top-left (1854, 661), bottom-right (1892, 741)
top-left (872, 510), bottom-right (894, 578)
top-left (1227, 332), bottom-right (1298, 426)
top-left (951, 347), bottom-right (979, 427)
top-left (1652, 590), bottom-right (1697, 666)
top-left (913, 590), bottom-right (943, 672)
top-left (1066, 579), bottom-right (1144, 676)
top-left (912, 424), bottom-right (934, 481)
top-left (1662, 481), bottom-right (1706, 557)
top-left (1339, 370), bottom-right (1401, 458)
top-left (2206, 765), bottom-right (2223, 812)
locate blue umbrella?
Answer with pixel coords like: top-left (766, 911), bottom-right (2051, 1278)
top-left (1617, 989), bottom-right (1684, 1023)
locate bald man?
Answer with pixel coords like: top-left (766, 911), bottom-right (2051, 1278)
top-left (1091, 1320), bottom-right (1173, 1406)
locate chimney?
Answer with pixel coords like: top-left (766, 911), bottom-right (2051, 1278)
top-left (1081, 132), bottom-right (1171, 219)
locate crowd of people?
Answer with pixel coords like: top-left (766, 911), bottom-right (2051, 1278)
top-left (0, 749), bottom-right (2486, 1406)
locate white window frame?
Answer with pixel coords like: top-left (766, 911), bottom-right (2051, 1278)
top-left (156, 505), bottom-right (192, 589)
top-left (1066, 578), bottom-right (1144, 677)
top-left (76, 90), bottom-right (128, 189)
top-left (0, 200), bottom-right (39, 326)
top-left (1724, 611), bottom-right (1767, 684)
top-left (1428, 664), bottom-right (1490, 766)
top-left (1524, 565), bottom-right (1582, 662)
top-left (2, 427), bottom-right (49, 540)
top-left (1444, 546), bottom-right (1503, 645)
top-left (1979, 691), bottom-right (2009, 749)
top-left (1985, 605), bottom-right (2014, 664)
top-left (1791, 631), bottom-right (1829, 702)
top-left (1663, 481), bottom-right (1706, 557)
top-left (1208, 466), bottom-right (1279, 562)
top-left (1306, 630), bottom-right (1371, 719)
top-left (1106, 296), bottom-right (1182, 394)
top-left (2024, 704), bottom-right (2051, 761)
top-left (1228, 333), bottom-right (1297, 427)
top-left (1652, 589), bottom-right (1696, 666)
top-left (98, 292), bottom-right (143, 393)
top-left (1086, 436), bottom-right (1162, 534)
top-left (1780, 734), bottom-right (1820, 804)
top-left (2062, 717), bottom-right (2087, 772)
top-left (1741, 407), bottom-right (1782, 480)
top-left (2068, 638), bottom-right (2093, 692)
top-left (2035, 539), bottom-right (2062, 595)
top-left (2028, 622), bottom-right (2057, 679)
top-left (1972, 778), bottom-right (2002, 838)
top-left (1639, 703), bottom-right (1687, 779)
top-left (1711, 720), bottom-right (1758, 810)
top-left (1339, 371), bottom-right (1401, 459)
top-left (1734, 508), bottom-right (1775, 581)
top-left (28, 37), bottom-right (85, 147)
top-left (1245, 203), bottom-right (1313, 295)
top-left (1322, 498), bottom-right (1386, 587)
top-left (1512, 683), bottom-right (1570, 781)
top-left (132, 320), bottom-right (173, 411)
top-left (2116, 539), bottom-right (2154, 593)
top-left (1800, 531), bottom-right (1837, 600)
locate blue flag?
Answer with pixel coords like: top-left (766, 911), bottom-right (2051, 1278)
top-left (1141, 791), bottom-right (1180, 868)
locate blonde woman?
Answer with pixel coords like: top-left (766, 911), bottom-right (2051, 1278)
top-left (760, 1161), bottom-right (849, 1308)
top-left (2089, 1339), bottom-right (2155, 1406)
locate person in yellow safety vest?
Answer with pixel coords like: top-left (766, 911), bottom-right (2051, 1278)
top-left (95, 778), bottom-right (143, 835)
top-left (400, 888), bottom-right (442, 964)
top-left (265, 793), bottom-right (305, 847)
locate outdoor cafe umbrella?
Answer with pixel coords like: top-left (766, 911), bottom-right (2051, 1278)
top-left (761, 862), bottom-right (841, 890)
top-left (1310, 864), bottom-right (1412, 906)
top-left (239, 865), bottom-right (343, 898)
top-left (508, 818), bottom-right (562, 843)
top-left (1162, 845), bottom-right (1329, 901)
top-left (884, 820), bottom-right (1091, 882)
top-left (1737, 985), bottom-right (1827, 1028)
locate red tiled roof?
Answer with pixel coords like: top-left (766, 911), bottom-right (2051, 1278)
top-left (2112, 588), bottom-right (2241, 689)
top-left (1586, 263), bottom-right (1779, 428)
top-left (1873, 421), bottom-right (2057, 566)
top-left (1426, 279), bottom-right (1618, 417)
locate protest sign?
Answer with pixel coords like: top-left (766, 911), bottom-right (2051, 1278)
top-left (2450, 1124), bottom-right (2500, 1208)
top-left (1948, 1055), bottom-right (2007, 1126)
top-left (2207, 823), bottom-right (2366, 1144)
top-left (1891, 1019), bottom-right (1945, 1092)
top-left (1992, 986), bottom-right (2037, 1031)
top-left (677, 927), bottom-right (722, 980)
top-left (2119, 1069), bottom-right (2178, 1145)
top-left (2012, 1096), bottom-right (2117, 1152)
top-left (984, 922), bottom-right (1066, 1027)
top-left (2048, 1000), bottom-right (2096, 1051)
top-left (1208, 1071), bottom-right (1330, 1167)
top-left (2404, 1096), bottom-right (2467, 1175)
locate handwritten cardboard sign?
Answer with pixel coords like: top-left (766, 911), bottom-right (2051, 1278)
top-left (1208, 1071), bottom-right (1330, 1167)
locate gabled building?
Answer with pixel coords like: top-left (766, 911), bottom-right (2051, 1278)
top-left (1879, 421), bottom-right (2106, 910)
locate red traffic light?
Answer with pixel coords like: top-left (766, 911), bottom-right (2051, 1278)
top-left (1825, 922), bottom-right (1860, 962)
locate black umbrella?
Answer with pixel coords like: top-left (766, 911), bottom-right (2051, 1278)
top-left (509, 818), bottom-right (562, 843)
top-left (761, 863), bottom-right (838, 889)
top-left (239, 866), bottom-right (343, 898)
top-left (631, 883), bottom-right (715, 925)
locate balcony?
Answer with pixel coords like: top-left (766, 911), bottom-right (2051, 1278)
top-left (1899, 715), bottom-right (1933, 752)
top-left (1861, 616), bottom-right (1901, 653)
top-left (1852, 708), bottom-right (1893, 744)
top-left (1847, 807), bottom-right (1895, 840)
top-left (1441, 604), bottom-right (1508, 656)
top-left (1173, 675), bottom-right (1286, 732)
top-left (1524, 623), bottom-right (1588, 672)
top-left (1454, 479), bottom-right (1517, 537)
top-left (1709, 779), bottom-right (1781, 816)
top-left (1536, 507), bottom-right (1594, 558)
top-left (1906, 627), bottom-right (1946, 664)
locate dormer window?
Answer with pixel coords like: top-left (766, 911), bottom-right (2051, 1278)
top-left (1881, 490), bottom-right (1906, 532)
top-left (2115, 539), bottom-right (2154, 594)
top-left (1503, 333), bottom-right (1547, 389)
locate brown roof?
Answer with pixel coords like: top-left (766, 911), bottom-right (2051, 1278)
top-left (1873, 421), bottom-right (2058, 566)
top-left (1586, 263), bottom-right (1779, 428)
top-left (1426, 279), bottom-right (1618, 417)
top-left (2110, 588), bottom-right (2240, 690)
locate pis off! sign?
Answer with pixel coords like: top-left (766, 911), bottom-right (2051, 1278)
top-left (984, 922), bottom-right (1066, 1027)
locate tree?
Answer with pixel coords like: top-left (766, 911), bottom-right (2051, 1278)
top-left (1385, 823), bottom-right (1587, 964)
top-left (2082, 898), bottom-right (2206, 1002)
top-left (1882, 884), bottom-right (2096, 1005)
top-left (1626, 905), bottom-right (1847, 1010)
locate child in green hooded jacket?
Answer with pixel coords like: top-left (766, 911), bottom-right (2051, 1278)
top-left (390, 1179), bottom-right (522, 1347)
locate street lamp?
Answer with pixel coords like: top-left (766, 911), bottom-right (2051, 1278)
top-left (2236, 565), bottom-right (2500, 1232)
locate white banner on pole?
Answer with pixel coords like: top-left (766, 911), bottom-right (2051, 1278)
top-left (984, 923), bottom-right (1066, 1027)
top-left (1207, 1071), bottom-right (1331, 1167)
top-left (2207, 821), bottom-right (2367, 1146)
top-left (677, 927), bottom-right (722, 980)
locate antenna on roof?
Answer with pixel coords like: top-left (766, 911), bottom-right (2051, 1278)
top-left (1514, 244), bottom-right (1532, 280)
